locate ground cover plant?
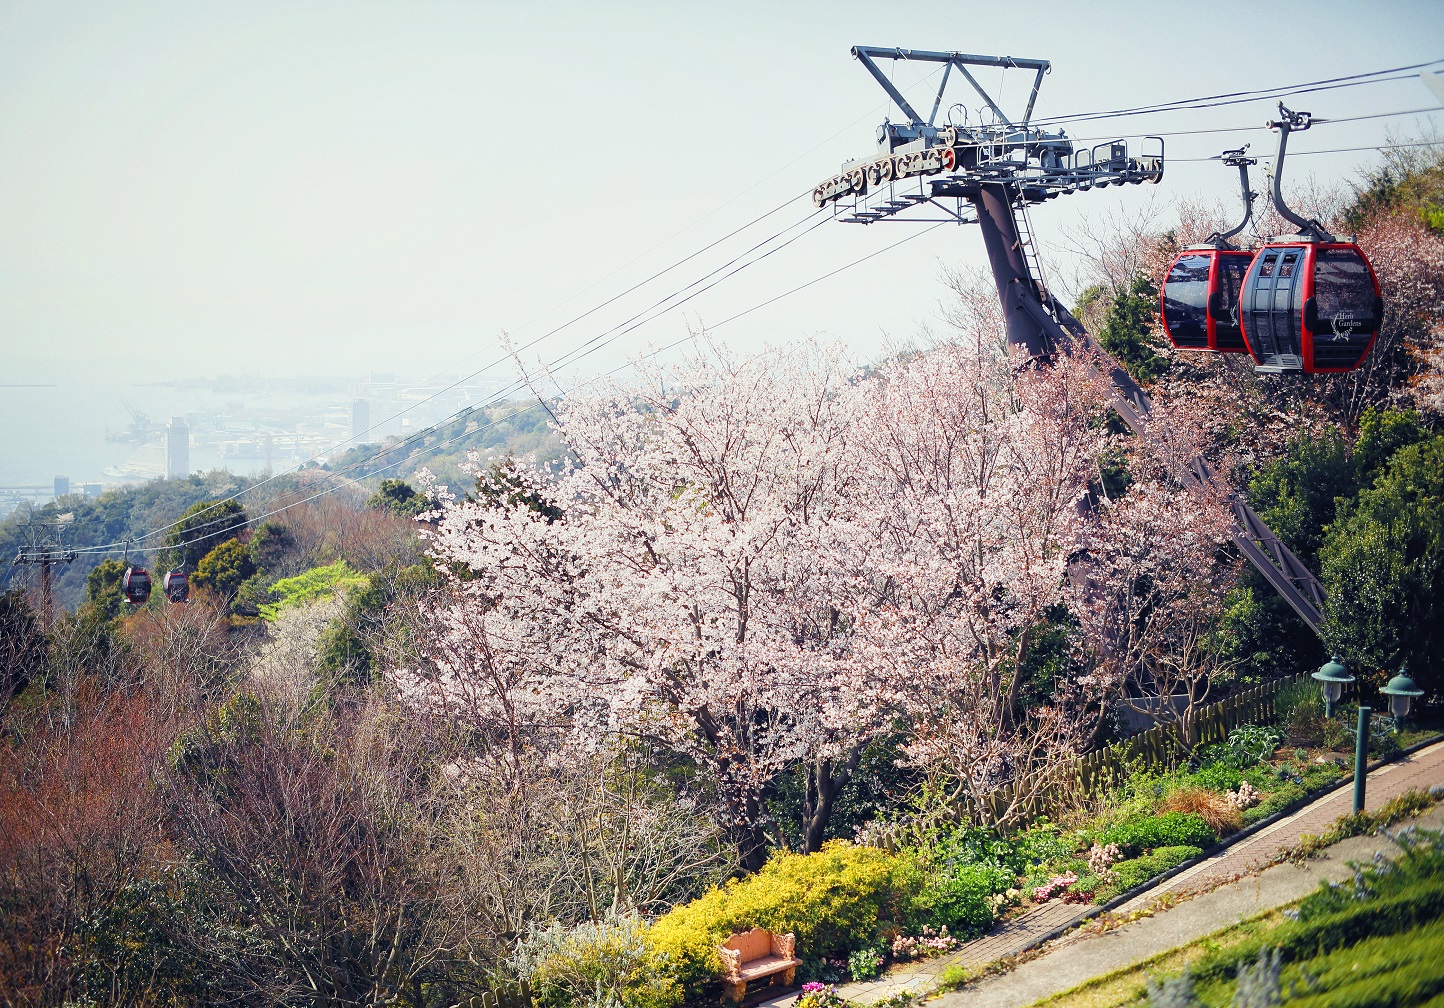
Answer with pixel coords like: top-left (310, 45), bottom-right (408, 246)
top-left (1022, 817), bottom-right (1444, 1008)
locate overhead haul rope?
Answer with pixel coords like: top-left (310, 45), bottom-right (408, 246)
top-left (1021, 58), bottom-right (1444, 127)
top-left (70, 209), bottom-right (838, 554)
top-left (71, 224), bottom-right (944, 555)
top-left (71, 71), bottom-right (1440, 554)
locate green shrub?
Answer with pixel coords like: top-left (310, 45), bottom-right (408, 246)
top-left (1226, 724), bottom-right (1285, 767)
top-left (1098, 812), bottom-right (1215, 855)
top-left (645, 842), bottom-right (916, 996)
top-left (1369, 731), bottom-right (1403, 760)
top-left (257, 561), bottom-right (368, 620)
top-left (518, 915), bottom-right (681, 1008)
top-left (1187, 762), bottom-right (1244, 793)
top-left (847, 945), bottom-right (884, 981)
top-left (1108, 845), bottom-right (1203, 892)
top-left (1005, 821), bottom-right (1077, 872)
top-left (909, 861), bottom-right (1013, 936)
top-left (1244, 782), bottom-right (1307, 824)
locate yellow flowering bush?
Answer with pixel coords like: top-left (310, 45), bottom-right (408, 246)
top-left (646, 842), bottom-right (919, 996)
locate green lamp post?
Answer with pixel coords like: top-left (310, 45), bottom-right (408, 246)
top-left (1313, 656), bottom-right (1354, 719)
top-left (1380, 664), bottom-right (1425, 733)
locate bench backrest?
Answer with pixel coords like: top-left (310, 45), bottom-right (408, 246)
top-left (721, 928), bottom-right (773, 963)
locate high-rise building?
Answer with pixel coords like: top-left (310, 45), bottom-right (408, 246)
top-left (351, 398), bottom-right (370, 442)
top-left (166, 417), bottom-right (190, 479)
top-left (53, 476), bottom-right (70, 498)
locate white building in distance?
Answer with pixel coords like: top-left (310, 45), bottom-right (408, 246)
top-left (165, 417), bottom-right (190, 479)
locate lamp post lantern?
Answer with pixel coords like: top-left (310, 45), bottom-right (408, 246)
top-left (1313, 656), bottom-right (1354, 720)
top-left (1380, 664), bottom-right (1424, 733)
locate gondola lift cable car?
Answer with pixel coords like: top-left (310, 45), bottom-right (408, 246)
top-left (163, 568), bottom-right (189, 604)
top-left (1238, 104), bottom-right (1383, 374)
top-left (120, 539), bottom-right (151, 607)
top-left (1159, 145), bottom-right (1259, 354)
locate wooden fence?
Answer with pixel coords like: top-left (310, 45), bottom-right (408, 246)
top-left (1075, 672), bottom-right (1308, 796)
top-left (457, 981), bottom-right (532, 1008)
top-left (866, 672), bottom-right (1311, 848)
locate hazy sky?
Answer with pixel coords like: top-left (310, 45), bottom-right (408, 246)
top-left (1, 0), bottom-right (1440, 389)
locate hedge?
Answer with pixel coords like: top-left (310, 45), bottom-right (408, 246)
top-left (645, 842), bottom-right (918, 996)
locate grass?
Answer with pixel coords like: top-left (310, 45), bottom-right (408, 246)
top-left (1017, 814), bottom-right (1444, 1008)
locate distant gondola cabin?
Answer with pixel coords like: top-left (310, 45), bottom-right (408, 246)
top-left (163, 569), bottom-right (189, 604)
top-left (122, 566), bottom-right (152, 606)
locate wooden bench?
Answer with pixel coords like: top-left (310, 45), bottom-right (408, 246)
top-left (717, 928), bottom-right (800, 1003)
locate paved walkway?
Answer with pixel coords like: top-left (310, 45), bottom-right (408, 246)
top-left (754, 739), bottom-right (1444, 1008)
top-left (935, 802), bottom-right (1444, 1008)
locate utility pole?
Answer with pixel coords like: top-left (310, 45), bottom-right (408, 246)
top-left (12, 522), bottom-right (77, 627)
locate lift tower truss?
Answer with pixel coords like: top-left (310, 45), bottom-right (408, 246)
top-left (12, 521), bottom-right (77, 628)
top-left (819, 45), bottom-right (1327, 634)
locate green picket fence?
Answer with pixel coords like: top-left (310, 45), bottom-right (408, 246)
top-left (865, 672), bottom-right (1310, 849)
top-left (457, 981), bottom-right (533, 1008)
top-left (1078, 671), bottom-right (1309, 794)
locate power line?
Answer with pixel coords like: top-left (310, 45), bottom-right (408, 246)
top-left (1023, 58), bottom-right (1444, 127)
top-left (71, 223), bottom-right (945, 556)
top-left (63, 69), bottom-right (1444, 555)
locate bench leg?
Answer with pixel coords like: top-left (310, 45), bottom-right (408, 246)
top-left (722, 980), bottom-right (747, 1004)
top-left (780, 967), bottom-right (796, 987)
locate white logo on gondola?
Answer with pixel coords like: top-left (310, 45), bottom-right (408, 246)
top-left (1331, 310), bottom-right (1361, 341)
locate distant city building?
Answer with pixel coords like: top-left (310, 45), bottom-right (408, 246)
top-left (53, 476), bottom-right (69, 497)
top-left (166, 417), bottom-right (190, 479)
top-left (82, 483), bottom-right (102, 497)
top-left (351, 398), bottom-right (370, 442)
top-left (263, 434), bottom-right (274, 473)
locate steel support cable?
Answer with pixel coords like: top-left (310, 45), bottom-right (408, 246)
top-left (1053, 105), bottom-right (1443, 149)
top-left (1020, 58), bottom-right (1444, 127)
top-left (70, 209), bottom-right (837, 555)
top-left (1172, 138), bottom-right (1443, 161)
top-left (70, 224), bottom-right (943, 555)
top-left (82, 202), bottom-right (827, 556)
top-left (74, 71), bottom-right (952, 551)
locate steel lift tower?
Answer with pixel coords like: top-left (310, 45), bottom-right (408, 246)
top-left (12, 521), bottom-right (77, 627)
top-left (815, 46), bottom-right (1327, 634)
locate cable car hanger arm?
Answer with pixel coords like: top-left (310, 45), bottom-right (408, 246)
top-left (1266, 103), bottom-right (1336, 242)
top-left (1209, 145), bottom-right (1258, 249)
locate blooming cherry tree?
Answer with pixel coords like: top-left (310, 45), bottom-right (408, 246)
top-left (412, 326), bottom-right (1233, 856)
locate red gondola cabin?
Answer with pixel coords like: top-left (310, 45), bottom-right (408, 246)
top-left (122, 566), bottom-right (152, 606)
top-left (1238, 242), bottom-right (1382, 374)
top-left (1160, 249), bottom-right (1254, 353)
top-left (163, 569), bottom-right (189, 603)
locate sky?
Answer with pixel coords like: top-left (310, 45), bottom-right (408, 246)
top-left (1, 0), bottom-right (1441, 397)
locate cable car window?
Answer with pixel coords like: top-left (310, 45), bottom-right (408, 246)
top-left (1163, 254), bottom-right (1210, 346)
top-left (1217, 256), bottom-right (1248, 313)
top-left (1313, 248), bottom-right (1376, 335)
top-left (1214, 255), bottom-right (1251, 350)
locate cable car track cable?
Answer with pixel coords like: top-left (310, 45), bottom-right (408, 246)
top-left (67, 223), bottom-right (941, 556)
top-left (68, 209), bottom-right (838, 554)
